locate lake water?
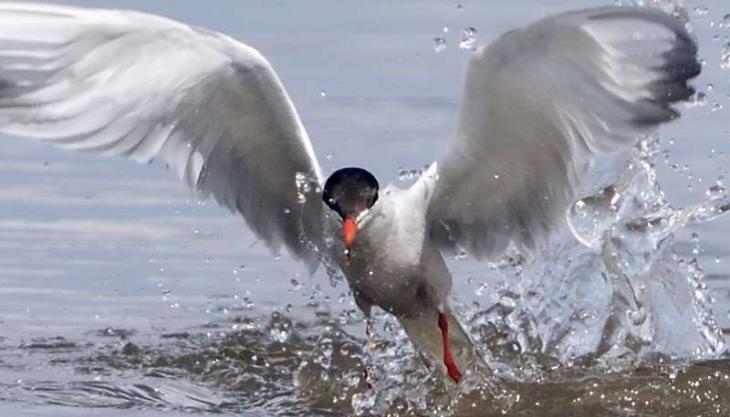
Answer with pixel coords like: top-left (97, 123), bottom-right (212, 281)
top-left (1, 0), bottom-right (730, 415)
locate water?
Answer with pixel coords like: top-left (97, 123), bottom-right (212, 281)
top-left (458, 27), bottom-right (477, 51)
top-left (2, 0), bottom-right (730, 416)
top-left (433, 36), bottom-right (448, 53)
top-left (2, 311), bottom-right (730, 416)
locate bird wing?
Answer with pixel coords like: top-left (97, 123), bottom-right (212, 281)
top-left (423, 6), bottom-right (699, 259)
top-left (0, 2), bottom-right (326, 268)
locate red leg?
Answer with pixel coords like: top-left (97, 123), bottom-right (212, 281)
top-left (437, 312), bottom-right (462, 383)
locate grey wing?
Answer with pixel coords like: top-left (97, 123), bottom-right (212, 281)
top-left (424, 6), bottom-right (699, 259)
top-left (0, 2), bottom-right (325, 268)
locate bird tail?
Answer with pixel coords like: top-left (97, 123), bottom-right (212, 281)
top-left (397, 307), bottom-right (486, 382)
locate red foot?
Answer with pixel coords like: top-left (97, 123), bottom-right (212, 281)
top-left (437, 312), bottom-right (462, 383)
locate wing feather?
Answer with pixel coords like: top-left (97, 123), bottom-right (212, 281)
top-left (0, 2), bottom-right (324, 268)
top-left (425, 6), bottom-right (699, 259)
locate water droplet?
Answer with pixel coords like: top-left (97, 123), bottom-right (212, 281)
top-left (499, 295), bottom-right (517, 310)
top-left (325, 152), bottom-right (334, 160)
top-left (352, 392), bottom-right (376, 415)
top-left (693, 5), bottom-right (708, 16)
top-left (242, 297), bottom-right (255, 309)
top-left (295, 172), bottom-right (313, 203)
top-left (397, 167), bottom-right (422, 181)
top-left (459, 27), bottom-right (477, 51)
top-left (268, 313), bottom-right (293, 343)
top-left (476, 283), bottom-right (489, 296)
top-left (320, 90), bottom-right (326, 98)
top-left (687, 91), bottom-right (706, 107)
top-left (567, 186), bottom-right (620, 249)
top-left (720, 13), bottom-right (730, 28)
top-left (707, 83), bottom-right (714, 92)
top-left (721, 43), bottom-right (730, 70)
top-left (433, 36), bottom-right (447, 53)
top-left (454, 248), bottom-right (469, 260)
top-left (442, 26), bottom-right (449, 33)
top-left (456, 4), bottom-right (464, 11)
top-left (706, 184), bottom-right (726, 200)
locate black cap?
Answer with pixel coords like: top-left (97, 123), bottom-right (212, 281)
top-left (322, 167), bottom-right (379, 218)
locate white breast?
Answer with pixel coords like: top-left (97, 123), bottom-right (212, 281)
top-left (336, 183), bottom-right (452, 317)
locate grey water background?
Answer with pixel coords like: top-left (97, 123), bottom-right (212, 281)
top-left (1, 0), bottom-right (730, 415)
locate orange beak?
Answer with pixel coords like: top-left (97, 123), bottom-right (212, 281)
top-left (343, 216), bottom-right (357, 249)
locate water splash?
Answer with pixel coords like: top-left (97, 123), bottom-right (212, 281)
top-left (472, 137), bottom-right (728, 371)
top-left (459, 27), bottom-right (478, 51)
top-left (692, 5), bottom-right (709, 17)
top-left (294, 171), bottom-right (315, 204)
top-left (397, 166), bottom-right (423, 181)
top-left (720, 13), bottom-right (730, 29)
top-left (3, 309), bottom-right (730, 416)
top-left (433, 36), bottom-right (447, 53)
top-left (687, 90), bottom-right (707, 107)
top-left (721, 42), bottom-right (730, 70)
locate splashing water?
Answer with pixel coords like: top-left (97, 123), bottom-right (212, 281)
top-left (466, 136), bottom-right (729, 370)
top-left (397, 166), bottom-right (424, 181)
top-left (294, 171), bottom-right (317, 204)
top-left (720, 13), bottom-right (730, 28)
top-left (4, 308), bottom-right (729, 416)
top-left (721, 42), bottom-right (730, 70)
top-left (459, 27), bottom-right (478, 51)
top-left (333, 136), bottom-right (730, 414)
top-left (433, 36), bottom-right (447, 53)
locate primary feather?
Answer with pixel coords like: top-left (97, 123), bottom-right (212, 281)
top-left (425, 6), bottom-right (699, 259)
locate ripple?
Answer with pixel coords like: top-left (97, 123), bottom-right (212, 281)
top-left (1, 312), bottom-right (728, 416)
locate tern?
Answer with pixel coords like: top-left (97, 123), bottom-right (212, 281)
top-left (0, 3), bottom-right (699, 382)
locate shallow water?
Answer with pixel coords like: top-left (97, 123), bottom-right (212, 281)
top-left (2, 0), bottom-right (730, 416)
top-left (2, 310), bottom-right (730, 416)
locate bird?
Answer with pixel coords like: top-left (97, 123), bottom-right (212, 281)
top-left (0, 2), bottom-right (700, 383)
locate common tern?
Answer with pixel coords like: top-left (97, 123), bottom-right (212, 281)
top-left (0, 3), bottom-right (700, 382)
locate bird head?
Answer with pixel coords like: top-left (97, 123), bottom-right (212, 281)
top-left (322, 167), bottom-right (379, 253)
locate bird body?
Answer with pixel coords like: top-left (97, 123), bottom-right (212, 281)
top-left (0, 2), bottom-right (701, 383)
top-left (336, 181), bottom-right (447, 318)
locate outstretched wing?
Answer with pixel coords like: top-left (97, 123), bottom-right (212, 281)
top-left (424, 6), bottom-right (699, 259)
top-left (0, 2), bottom-right (325, 268)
